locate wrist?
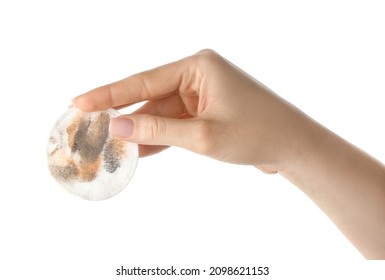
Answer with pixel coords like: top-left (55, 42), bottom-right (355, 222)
top-left (277, 112), bottom-right (331, 183)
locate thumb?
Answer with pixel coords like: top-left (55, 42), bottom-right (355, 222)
top-left (109, 114), bottom-right (212, 154)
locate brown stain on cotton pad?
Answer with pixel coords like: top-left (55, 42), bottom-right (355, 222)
top-left (49, 158), bottom-right (79, 183)
top-left (47, 107), bottom-right (138, 201)
top-left (78, 157), bottom-right (101, 182)
top-left (63, 111), bottom-right (110, 182)
top-left (71, 112), bottom-right (110, 163)
top-left (103, 138), bottom-right (126, 173)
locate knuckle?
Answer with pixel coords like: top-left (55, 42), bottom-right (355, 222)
top-left (143, 115), bottom-right (166, 143)
top-left (137, 74), bottom-right (152, 99)
top-left (196, 48), bottom-right (218, 57)
top-left (106, 84), bottom-right (117, 108)
top-left (129, 73), bottom-right (152, 100)
top-left (191, 49), bottom-right (222, 69)
top-left (180, 49), bottom-right (224, 96)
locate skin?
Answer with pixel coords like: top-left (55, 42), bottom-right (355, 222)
top-left (73, 49), bottom-right (385, 259)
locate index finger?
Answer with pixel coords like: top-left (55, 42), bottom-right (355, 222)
top-left (72, 57), bottom-right (190, 112)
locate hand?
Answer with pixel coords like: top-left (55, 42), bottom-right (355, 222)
top-left (73, 49), bottom-right (314, 174)
top-left (73, 49), bottom-right (385, 258)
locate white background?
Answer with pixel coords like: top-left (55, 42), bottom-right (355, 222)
top-left (1, 0), bottom-right (385, 279)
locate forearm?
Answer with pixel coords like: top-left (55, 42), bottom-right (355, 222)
top-left (279, 114), bottom-right (385, 259)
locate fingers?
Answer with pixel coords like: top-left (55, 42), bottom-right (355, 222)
top-left (109, 114), bottom-right (213, 155)
top-left (133, 95), bottom-right (187, 118)
top-left (133, 95), bottom-right (189, 157)
top-left (72, 58), bottom-right (192, 112)
top-left (113, 94), bottom-right (193, 158)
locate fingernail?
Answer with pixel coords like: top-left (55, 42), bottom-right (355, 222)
top-left (109, 118), bottom-right (134, 137)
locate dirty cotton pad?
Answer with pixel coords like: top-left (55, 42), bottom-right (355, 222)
top-left (47, 107), bottom-right (138, 200)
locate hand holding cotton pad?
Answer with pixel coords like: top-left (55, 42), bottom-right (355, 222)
top-left (47, 107), bottom-right (138, 200)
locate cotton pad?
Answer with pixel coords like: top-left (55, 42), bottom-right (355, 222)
top-left (47, 107), bottom-right (138, 200)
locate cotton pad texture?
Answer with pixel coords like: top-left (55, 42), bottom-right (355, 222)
top-left (47, 107), bottom-right (138, 200)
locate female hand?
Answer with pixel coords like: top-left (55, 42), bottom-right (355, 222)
top-left (73, 49), bottom-right (313, 174)
top-left (73, 49), bottom-right (385, 259)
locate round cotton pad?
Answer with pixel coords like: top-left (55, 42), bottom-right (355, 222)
top-left (47, 107), bottom-right (138, 200)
